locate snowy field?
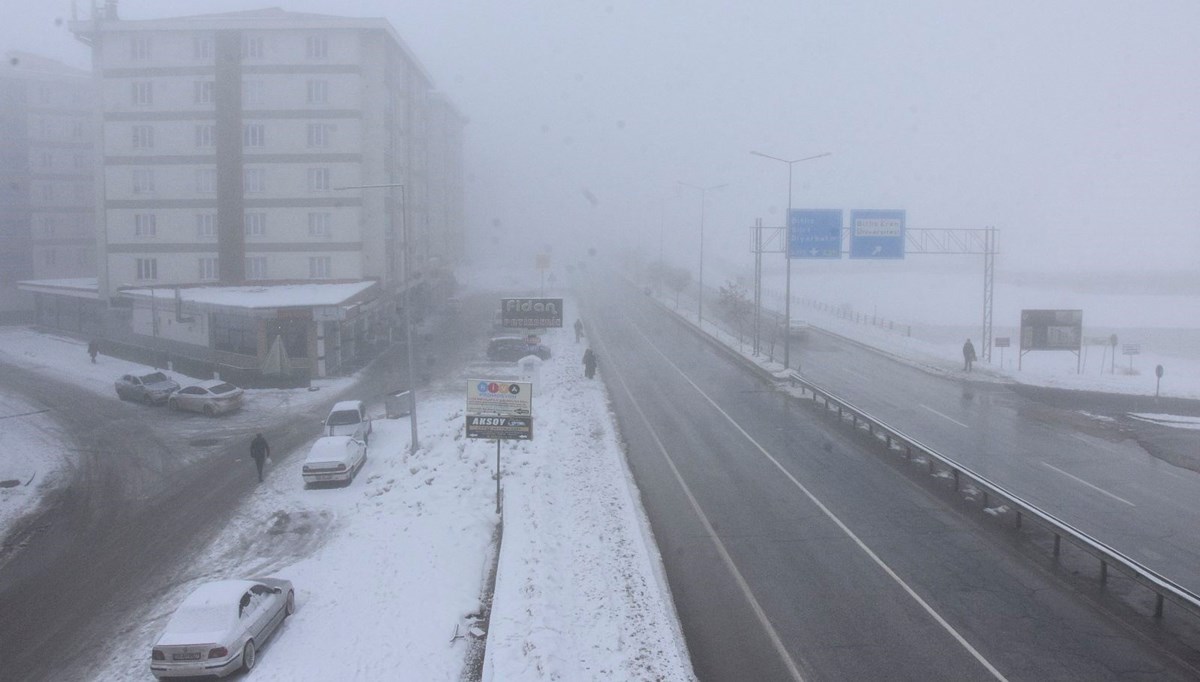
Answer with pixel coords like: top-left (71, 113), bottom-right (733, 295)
top-left (0, 303), bottom-right (693, 681)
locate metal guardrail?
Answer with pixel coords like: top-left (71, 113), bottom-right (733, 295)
top-left (785, 370), bottom-right (1200, 622)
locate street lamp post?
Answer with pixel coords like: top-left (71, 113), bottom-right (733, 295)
top-left (749, 151), bottom-right (831, 369)
top-left (677, 181), bottom-right (727, 328)
top-left (334, 182), bottom-right (418, 453)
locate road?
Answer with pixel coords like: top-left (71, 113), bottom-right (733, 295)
top-left (582, 275), bottom-right (1200, 681)
top-left (0, 296), bottom-right (490, 681)
top-left (787, 325), bottom-right (1200, 593)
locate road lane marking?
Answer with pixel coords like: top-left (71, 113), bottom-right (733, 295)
top-left (595, 334), bottom-right (811, 682)
top-left (920, 404), bottom-right (970, 429)
top-left (1039, 462), bottom-right (1136, 507)
top-left (618, 313), bottom-right (1009, 682)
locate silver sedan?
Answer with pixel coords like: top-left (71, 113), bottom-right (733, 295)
top-left (150, 578), bottom-right (294, 679)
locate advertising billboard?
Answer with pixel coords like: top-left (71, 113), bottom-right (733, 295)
top-left (500, 298), bottom-right (563, 328)
top-left (1020, 309), bottom-right (1082, 351)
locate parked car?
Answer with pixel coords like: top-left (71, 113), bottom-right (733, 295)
top-left (149, 578), bottom-right (294, 679)
top-left (115, 372), bottom-right (180, 404)
top-left (323, 400), bottom-right (372, 443)
top-left (302, 435), bottom-right (367, 487)
top-left (487, 336), bottom-right (552, 362)
top-left (168, 380), bottom-right (244, 416)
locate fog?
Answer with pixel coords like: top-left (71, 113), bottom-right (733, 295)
top-left (6, 1), bottom-right (1199, 285)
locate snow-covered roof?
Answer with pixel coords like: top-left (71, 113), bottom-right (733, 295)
top-left (17, 278), bottom-right (100, 299)
top-left (122, 281), bottom-right (377, 310)
top-left (181, 580), bottom-right (256, 608)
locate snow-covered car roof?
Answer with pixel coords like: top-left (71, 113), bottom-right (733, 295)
top-left (330, 399), bottom-right (363, 412)
top-left (194, 379), bottom-right (239, 390)
top-left (305, 435), bottom-right (357, 463)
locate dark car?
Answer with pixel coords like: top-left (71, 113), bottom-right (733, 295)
top-left (487, 336), bottom-right (551, 362)
top-left (115, 371), bottom-right (180, 404)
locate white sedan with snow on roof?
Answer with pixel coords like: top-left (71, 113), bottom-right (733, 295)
top-left (167, 380), bottom-right (244, 416)
top-left (302, 435), bottom-right (367, 486)
top-left (150, 578), bottom-right (294, 678)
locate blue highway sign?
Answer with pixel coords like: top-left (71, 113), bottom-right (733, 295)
top-left (849, 209), bottom-right (906, 259)
top-left (788, 209), bottom-right (842, 259)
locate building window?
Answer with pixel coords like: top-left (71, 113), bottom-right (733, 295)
top-left (194, 124), bottom-right (215, 148)
top-left (130, 35), bottom-right (152, 60)
top-left (73, 183), bottom-right (88, 203)
top-left (196, 168), bottom-right (216, 193)
top-left (306, 123), bottom-right (332, 147)
top-left (307, 212), bottom-right (331, 238)
top-left (309, 256), bottom-right (331, 279)
top-left (245, 256), bottom-right (267, 280)
top-left (41, 183), bottom-right (55, 201)
top-left (193, 80), bottom-right (213, 105)
top-left (212, 312), bottom-right (257, 355)
top-left (244, 212), bottom-right (266, 237)
top-left (78, 249), bottom-right (89, 268)
top-left (306, 168), bottom-right (329, 192)
top-left (44, 249), bottom-right (57, 266)
top-left (38, 216), bottom-right (55, 237)
top-left (193, 36), bottom-right (214, 60)
top-left (242, 35), bottom-right (264, 59)
top-left (198, 257), bottom-right (219, 281)
top-left (131, 81), bottom-right (153, 106)
top-left (132, 169), bottom-right (155, 194)
top-left (242, 80), bottom-right (264, 107)
top-left (134, 213), bottom-right (156, 238)
top-left (196, 213), bottom-right (217, 239)
top-left (244, 168), bottom-right (265, 193)
top-left (243, 123), bottom-right (265, 148)
top-left (136, 257), bottom-right (158, 281)
top-left (305, 35), bottom-right (328, 59)
top-left (73, 153), bottom-right (87, 169)
top-left (38, 151), bottom-right (52, 168)
top-left (306, 80), bottom-right (328, 104)
top-left (71, 121), bottom-right (86, 139)
top-left (132, 125), bottom-right (154, 149)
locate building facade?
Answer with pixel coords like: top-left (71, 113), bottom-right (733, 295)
top-left (0, 52), bottom-right (96, 320)
top-left (55, 8), bottom-right (466, 384)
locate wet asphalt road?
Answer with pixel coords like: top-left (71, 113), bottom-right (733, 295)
top-left (581, 274), bottom-right (1200, 681)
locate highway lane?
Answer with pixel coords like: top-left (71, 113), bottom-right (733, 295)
top-left (787, 327), bottom-right (1200, 591)
top-left (582, 276), bottom-right (1200, 681)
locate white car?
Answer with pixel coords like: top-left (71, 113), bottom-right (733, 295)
top-left (302, 435), bottom-right (367, 486)
top-left (323, 399), bottom-right (372, 443)
top-left (150, 578), bottom-right (294, 679)
top-left (168, 380), bottom-right (244, 416)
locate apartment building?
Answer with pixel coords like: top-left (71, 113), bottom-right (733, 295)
top-left (54, 8), bottom-right (466, 383)
top-left (0, 52), bottom-right (96, 321)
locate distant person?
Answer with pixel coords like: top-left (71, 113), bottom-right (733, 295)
top-left (962, 339), bottom-right (977, 372)
top-left (250, 433), bottom-right (271, 483)
top-left (87, 340), bottom-right (99, 363)
top-left (583, 348), bottom-right (598, 379)
top-left (574, 318), bottom-right (584, 343)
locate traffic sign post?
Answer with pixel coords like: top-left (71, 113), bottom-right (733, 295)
top-left (849, 209), bottom-right (906, 259)
top-left (1123, 343), bottom-right (1140, 372)
top-left (1156, 364), bottom-right (1164, 399)
top-left (994, 336), bottom-right (1010, 367)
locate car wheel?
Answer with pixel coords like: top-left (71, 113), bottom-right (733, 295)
top-left (203, 404), bottom-right (215, 417)
top-left (141, 394), bottom-right (153, 405)
top-left (168, 399), bottom-right (179, 411)
top-left (241, 640), bottom-right (256, 672)
top-left (285, 590), bottom-right (295, 616)
top-left (116, 390), bottom-right (126, 401)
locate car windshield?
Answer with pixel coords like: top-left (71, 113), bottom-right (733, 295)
top-left (140, 373), bottom-right (168, 384)
top-left (209, 383), bottom-right (236, 394)
top-left (327, 410), bottom-right (360, 426)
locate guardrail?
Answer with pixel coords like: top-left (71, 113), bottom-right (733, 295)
top-left (785, 370), bottom-right (1200, 622)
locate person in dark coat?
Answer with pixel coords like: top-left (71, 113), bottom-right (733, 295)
top-left (583, 348), bottom-right (598, 379)
top-left (962, 339), bottom-right (977, 372)
top-left (574, 318), bottom-right (584, 343)
top-left (87, 340), bottom-right (99, 363)
top-left (250, 433), bottom-right (270, 483)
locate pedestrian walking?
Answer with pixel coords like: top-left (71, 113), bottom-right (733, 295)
top-left (962, 338), bottom-right (977, 372)
top-left (574, 318), bottom-right (584, 343)
top-left (250, 433), bottom-right (270, 483)
top-left (583, 348), bottom-right (598, 379)
top-left (87, 340), bottom-right (99, 363)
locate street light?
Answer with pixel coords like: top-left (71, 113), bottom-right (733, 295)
top-left (749, 150), bottom-right (831, 369)
top-left (334, 182), bottom-right (418, 453)
top-left (677, 181), bottom-right (727, 328)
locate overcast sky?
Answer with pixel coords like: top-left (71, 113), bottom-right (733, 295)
top-left (6, 0), bottom-right (1199, 278)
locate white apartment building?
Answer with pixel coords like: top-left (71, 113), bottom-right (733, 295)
top-left (48, 7), bottom-right (466, 383)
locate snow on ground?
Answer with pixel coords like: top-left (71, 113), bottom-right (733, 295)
top-left (1128, 414), bottom-right (1200, 431)
top-left (23, 293), bottom-right (692, 681)
top-left (0, 326), bottom-right (351, 546)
